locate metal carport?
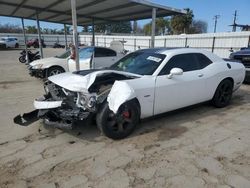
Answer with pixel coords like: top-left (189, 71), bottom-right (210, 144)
top-left (0, 0), bottom-right (185, 69)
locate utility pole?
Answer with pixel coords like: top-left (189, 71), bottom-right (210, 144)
top-left (232, 10), bottom-right (238, 32)
top-left (213, 15), bottom-right (220, 33)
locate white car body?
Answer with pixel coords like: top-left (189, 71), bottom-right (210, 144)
top-left (15, 48), bottom-right (245, 139)
top-left (0, 37), bottom-right (19, 48)
top-left (29, 46), bottom-right (124, 78)
top-left (38, 48), bottom-right (244, 118)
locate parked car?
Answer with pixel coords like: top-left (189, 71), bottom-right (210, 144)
top-left (229, 48), bottom-right (250, 82)
top-left (29, 46), bottom-right (124, 78)
top-left (27, 38), bottom-right (46, 48)
top-left (0, 37), bottom-right (19, 48)
top-left (14, 48), bottom-right (245, 139)
top-left (29, 50), bottom-right (70, 78)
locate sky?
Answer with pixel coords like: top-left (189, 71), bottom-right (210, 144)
top-left (0, 0), bottom-right (249, 33)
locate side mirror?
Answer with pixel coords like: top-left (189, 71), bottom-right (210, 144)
top-left (167, 68), bottom-right (183, 79)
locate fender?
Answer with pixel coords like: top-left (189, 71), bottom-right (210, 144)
top-left (107, 81), bottom-right (136, 113)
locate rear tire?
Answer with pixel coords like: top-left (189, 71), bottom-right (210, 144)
top-left (96, 100), bottom-right (140, 139)
top-left (15, 43), bottom-right (19, 48)
top-left (46, 66), bottom-right (65, 77)
top-left (212, 79), bottom-right (233, 108)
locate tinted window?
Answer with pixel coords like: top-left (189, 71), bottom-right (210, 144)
top-left (195, 53), bottom-right (212, 69)
top-left (95, 48), bottom-right (116, 57)
top-left (110, 52), bottom-right (166, 75)
top-left (159, 53), bottom-right (199, 75)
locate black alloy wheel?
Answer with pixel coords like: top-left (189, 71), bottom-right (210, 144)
top-left (212, 79), bottom-right (233, 108)
top-left (96, 100), bottom-right (140, 139)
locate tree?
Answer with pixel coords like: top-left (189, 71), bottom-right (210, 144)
top-left (94, 24), bottom-right (106, 33)
top-left (143, 17), bottom-right (171, 35)
top-left (189, 20), bottom-right (208, 34)
top-left (26, 26), bottom-right (37, 34)
top-left (94, 21), bottom-right (132, 33)
top-left (110, 21), bottom-right (132, 33)
top-left (82, 26), bottom-right (89, 33)
top-left (170, 8), bottom-right (194, 34)
top-left (0, 23), bottom-right (22, 33)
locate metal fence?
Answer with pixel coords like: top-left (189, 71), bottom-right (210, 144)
top-left (1, 31), bottom-right (250, 58)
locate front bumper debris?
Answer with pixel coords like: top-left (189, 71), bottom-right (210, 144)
top-left (14, 110), bottom-right (39, 126)
top-left (28, 67), bottom-right (45, 78)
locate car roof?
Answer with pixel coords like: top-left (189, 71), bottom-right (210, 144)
top-left (135, 47), bottom-right (222, 62)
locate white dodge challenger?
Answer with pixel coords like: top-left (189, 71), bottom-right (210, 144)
top-left (14, 48), bottom-right (245, 139)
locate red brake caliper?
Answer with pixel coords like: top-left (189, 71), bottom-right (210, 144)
top-left (122, 111), bottom-right (130, 119)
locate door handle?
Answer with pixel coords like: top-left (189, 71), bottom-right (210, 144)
top-left (198, 73), bottom-right (204, 77)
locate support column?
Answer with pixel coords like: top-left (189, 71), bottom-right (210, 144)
top-left (21, 18), bottom-right (28, 63)
top-left (92, 19), bottom-right (95, 46)
top-left (64, 24), bottom-right (68, 50)
top-left (36, 12), bottom-right (43, 58)
top-left (151, 8), bottom-right (156, 48)
top-left (71, 0), bottom-right (79, 71)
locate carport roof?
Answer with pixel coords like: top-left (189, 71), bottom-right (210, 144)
top-left (0, 0), bottom-right (186, 25)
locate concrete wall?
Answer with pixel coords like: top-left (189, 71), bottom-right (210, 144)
top-left (1, 31), bottom-right (250, 58)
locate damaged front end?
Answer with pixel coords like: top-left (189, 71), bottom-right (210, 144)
top-left (14, 70), bottom-right (140, 129)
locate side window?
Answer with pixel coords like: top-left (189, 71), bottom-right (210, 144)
top-left (95, 48), bottom-right (117, 57)
top-left (159, 53), bottom-right (199, 75)
top-left (194, 53), bottom-right (213, 69)
top-left (79, 47), bottom-right (94, 60)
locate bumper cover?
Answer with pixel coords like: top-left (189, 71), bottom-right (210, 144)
top-left (29, 67), bottom-right (45, 78)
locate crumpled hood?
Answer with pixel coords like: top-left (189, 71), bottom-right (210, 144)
top-left (48, 70), bottom-right (141, 93)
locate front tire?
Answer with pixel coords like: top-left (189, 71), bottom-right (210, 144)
top-left (19, 56), bottom-right (26, 63)
top-left (212, 79), bottom-right (233, 108)
top-left (96, 100), bottom-right (140, 139)
top-left (46, 66), bottom-right (65, 77)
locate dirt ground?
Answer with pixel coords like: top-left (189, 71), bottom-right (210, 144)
top-left (0, 48), bottom-right (250, 188)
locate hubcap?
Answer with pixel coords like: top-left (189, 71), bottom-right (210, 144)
top-left (50, 69), bottom-right (61, 76)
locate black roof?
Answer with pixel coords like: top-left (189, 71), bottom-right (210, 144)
top-left (136, 47), bottom-right (182, 54)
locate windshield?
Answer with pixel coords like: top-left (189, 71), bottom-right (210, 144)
top-left (55, 50), bottom-right (71, 59)
top-left (110, 52), bottom-right (166, 75)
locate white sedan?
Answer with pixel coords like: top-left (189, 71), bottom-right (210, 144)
top-left (0, 37), bottom-right (19, 48)
top-left (29, 46), bottom-right (123, 78)
top-left (14, 48), bottom-right (245, 139)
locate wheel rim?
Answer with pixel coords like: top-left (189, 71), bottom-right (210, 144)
top-left (50, 69), bottom-right (62, 76)
top-left (218, 82), bottom-right (232, 104)
top-left (106, 106), bottom-right (133, 134)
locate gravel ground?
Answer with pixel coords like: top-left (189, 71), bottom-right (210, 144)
top-left (0, 48), bottom-right (250, 188)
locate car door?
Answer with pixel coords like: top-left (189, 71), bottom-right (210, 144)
top-left (93, 47), bottom-right (117, 68)
top-left (68, 47), bottom-right (94, 72)
top-left (154, 53), bottom-right (207, 115)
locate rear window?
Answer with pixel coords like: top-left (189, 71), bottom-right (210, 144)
top-left (95, 48), bottom-right (117, 57)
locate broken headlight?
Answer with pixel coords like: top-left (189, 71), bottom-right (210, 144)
top-left (78, 93), bottom-right (97, 110)
top-left (87, 96), bottom-right (96, 108)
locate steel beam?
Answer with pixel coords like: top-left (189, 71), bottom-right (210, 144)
top-left (92, 19), bottom-right (95, 46)
top-left (151, 8), bottom-right (156, 48)
top-left (71, 0), bottom-right (79, 71)
top-left (21, 18), bottom-right (29, 63)
top-left (64, 24), bottom-right (68, 50)
top-left (36, 12), bottom-right (43, 58)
